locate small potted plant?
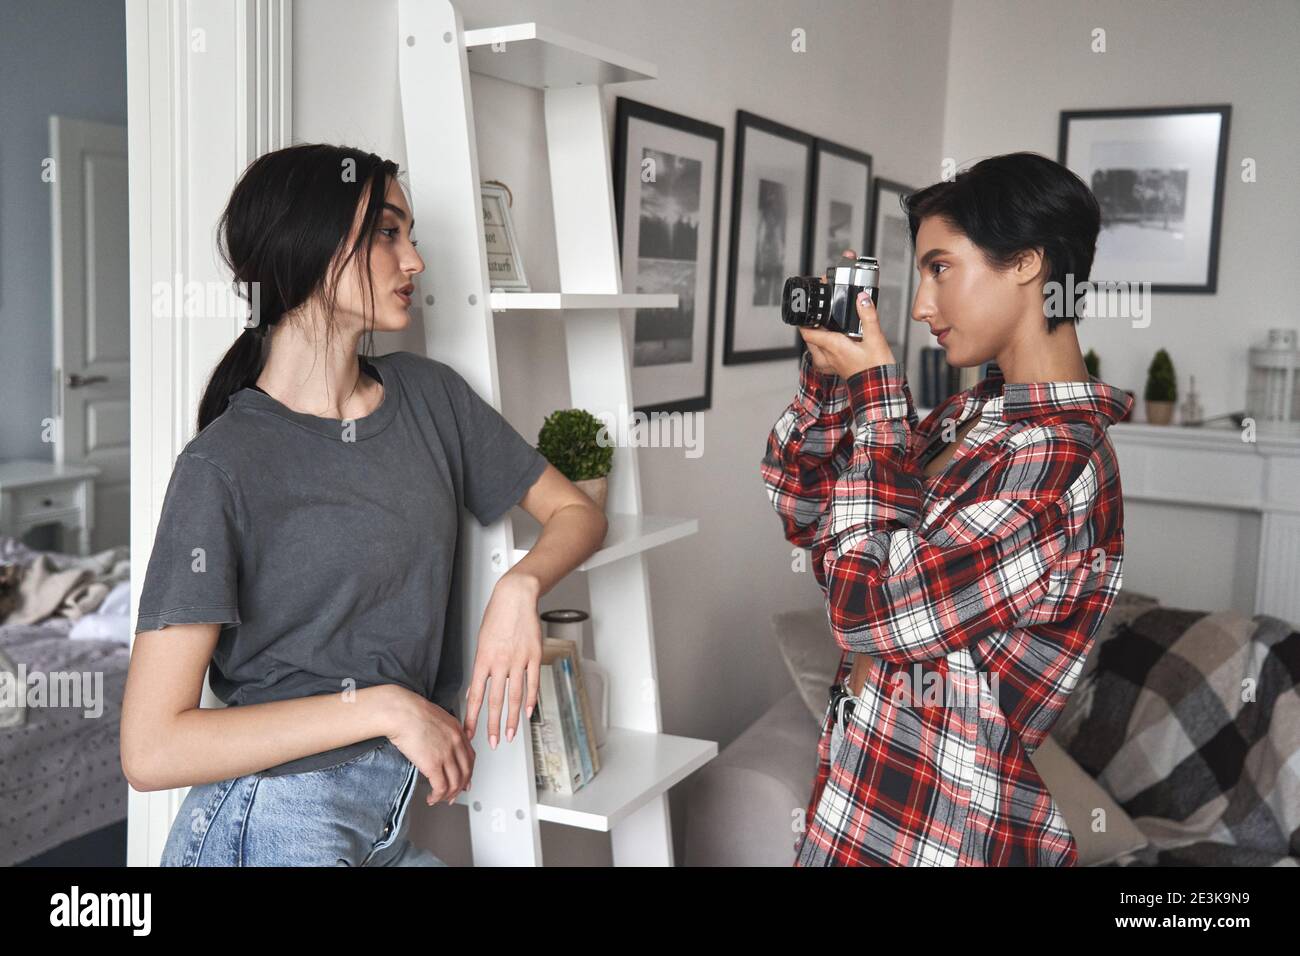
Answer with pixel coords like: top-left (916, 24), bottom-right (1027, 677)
top-left (537, 408), bottom-right (613, 511)
top-left (1144, 349), bottom-right (1177, 425)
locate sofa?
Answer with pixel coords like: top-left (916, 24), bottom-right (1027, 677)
top-left (683, 589), bottom-right (1300, 866)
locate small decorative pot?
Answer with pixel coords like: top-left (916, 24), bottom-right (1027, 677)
top-left (1145, 400), bottom-right (1175, 425)
top-left (574, 476), bottom-right (608, 511)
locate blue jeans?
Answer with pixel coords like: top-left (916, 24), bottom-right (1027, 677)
top-left (160, 739), bottom-right (447, 866)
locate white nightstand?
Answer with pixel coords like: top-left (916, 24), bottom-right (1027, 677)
top-left (0, 459), bottom-right (101, 555)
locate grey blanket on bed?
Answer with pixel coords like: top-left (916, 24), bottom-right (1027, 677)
top-left (1, 536), bottom-right (129, 865)
top-left (1051, 605), bottom-right (1300, 867)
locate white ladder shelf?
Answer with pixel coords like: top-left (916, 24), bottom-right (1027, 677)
top-left (398, 1), bottom-right (716, 865)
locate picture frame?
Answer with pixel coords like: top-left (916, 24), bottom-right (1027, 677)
top-left (798, 137), bottom-right (873, 366)
top-left (807, 138), bottom-right (873, 272)
top-left (723, 110), bottom-right (814, 365)
top-left (613, 97), bottom-right (725, 414)
top-left (481, 181), bottom-right (529, 292)
top-left (1058, 104), bottom-right (1231, 293)
top-left (867, 177), bottom-right (916, 374)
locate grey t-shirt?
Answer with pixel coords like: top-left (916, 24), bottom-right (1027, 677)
top-left (133, 350), bottom-right (548, 776)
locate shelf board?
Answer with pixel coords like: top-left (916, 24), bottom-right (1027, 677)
top-left (512, 512), bottom-right (698, 571)
top-left (463, 22), bottom-right (657, 88)
top-left (489, 292), bottom-right (678, 312)
top-left (455, 727), bottom-right (717, 832)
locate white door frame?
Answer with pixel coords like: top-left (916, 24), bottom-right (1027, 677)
top-left (125, 0), bottom-right (291, 867)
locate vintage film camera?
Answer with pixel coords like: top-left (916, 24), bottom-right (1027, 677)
top-left (780, 255), bottom-right (880, 340)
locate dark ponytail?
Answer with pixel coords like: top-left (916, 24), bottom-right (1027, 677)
top-left (196, 143), bottom-right (401, 433)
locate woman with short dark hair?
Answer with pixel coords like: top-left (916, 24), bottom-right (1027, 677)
top-left (761, 151), bottom-right (1132, 866)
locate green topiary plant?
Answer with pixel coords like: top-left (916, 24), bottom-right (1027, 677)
top-left (537, 408), bottom-right (614, 482)
top-left (1144, 349), bottom-right (1177, 402)
top-left (1084, 349), bottom-right (1099, 378)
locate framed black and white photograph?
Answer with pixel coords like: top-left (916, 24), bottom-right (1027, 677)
top-left (723, 110), bottom-right (814, 365)
top-left (808, 138), bottom-right (872, 273)
top-left (614, 98), bottom-right (724, 414)
top-left (1058, 105), bottom-right (1231, 293)
top-left (481, 181), bottom-right (529, 292)
top-left (866, 177), bottom-right (916, 372)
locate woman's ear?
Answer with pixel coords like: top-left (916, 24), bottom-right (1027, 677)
top-left (1013, 246), bottom-right (1048, 287)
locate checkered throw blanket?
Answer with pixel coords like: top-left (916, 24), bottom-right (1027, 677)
top-left (1051, 604), bottom-right (1300, 866)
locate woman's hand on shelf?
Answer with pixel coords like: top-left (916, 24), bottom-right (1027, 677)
top-left (462, 573), bottom-right (543, 753)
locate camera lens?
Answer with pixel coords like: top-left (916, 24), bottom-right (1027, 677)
top-left (781, 276), bottom-right (823, 327)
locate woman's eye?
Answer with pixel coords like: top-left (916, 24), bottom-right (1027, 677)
top-left (930, 262), bottom-right (947, 276)
top-left (379, 226), bottom-right (417, 248)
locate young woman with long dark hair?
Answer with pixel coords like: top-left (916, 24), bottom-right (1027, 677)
top-left (761, 151), bottom-right (1133, 866)
top-left (121, 143), bottom-right (607, 866)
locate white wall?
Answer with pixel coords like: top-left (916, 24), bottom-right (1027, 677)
top-left (942, 0), bottom-right (1300, 614)
top-left (293, 0), bottom-right (953, 864)
top-left (943, 0), bottom-right (1300, 419)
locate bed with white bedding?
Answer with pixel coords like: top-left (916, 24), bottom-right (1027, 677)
top-left (0, 536), bottom-right (130, 866)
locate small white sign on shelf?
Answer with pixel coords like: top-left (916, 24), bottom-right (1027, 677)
top-left (482, 180), bottom-right (529, 292)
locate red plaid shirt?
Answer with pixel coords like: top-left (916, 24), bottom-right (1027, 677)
top-left (760, 350), bottom-right (1133, 866)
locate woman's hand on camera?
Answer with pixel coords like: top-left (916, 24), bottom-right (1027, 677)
top-left (801, 246), bottom-right (897, 379)
top-left (382, 686), bottom-right (476, 806)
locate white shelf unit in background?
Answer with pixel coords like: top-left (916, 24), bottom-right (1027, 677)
top-left (398, 1), bottom-right (716, 865)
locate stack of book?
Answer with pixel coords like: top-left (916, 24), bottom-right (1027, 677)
top-left (530, 637), bottom-right (602, 795)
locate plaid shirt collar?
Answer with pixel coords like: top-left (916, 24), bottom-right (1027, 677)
top-left (966, 363), bottom-right (1134, 426)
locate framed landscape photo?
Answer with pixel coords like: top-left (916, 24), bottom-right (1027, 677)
top-left (1058, 104), bottom-right (1231, 293)
top-left (614, 97), bottom-right (724, 414)
top-left (481, 181), bottom-right (529, 291)
top-left (723, 110), bottom-right (814, 364)
top-left (867, 177), bottom-right (916, 373)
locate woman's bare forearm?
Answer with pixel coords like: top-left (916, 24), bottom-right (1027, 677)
top-left (506, 501), bottom-right (608, 596)
top-left (127, 684), bottom-right (401, 791)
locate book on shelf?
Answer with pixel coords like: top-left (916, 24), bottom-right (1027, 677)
top-left (531, 639), bottom-right (601, 795)
top-left (533, 662), bottom-right (578, 794)
top-left (545, 637), bottom-right (600, 775)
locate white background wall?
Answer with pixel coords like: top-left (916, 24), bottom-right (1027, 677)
top-left (941, 0), bottom-right (1300, 620)
top-left (943, 0), bottom-right (1300, 422)
top-left (293, 0), bottom-right (1296, 864)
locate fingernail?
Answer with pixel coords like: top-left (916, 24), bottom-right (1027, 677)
top-left (489, 734), bottom-right (497, 750)
top-left (525, 704), bottom-right (533, 720)
top-left (506, 726), bottom-right (515, 743)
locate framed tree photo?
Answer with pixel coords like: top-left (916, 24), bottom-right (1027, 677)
top-left (1059, 104), bottom-right (1231, 293)
top-left (614, 97), bottom-right (725, 414)
top-left (723, 110), bottom-right (814, 364)
top-left (867, 177), bottom-right (916, 373)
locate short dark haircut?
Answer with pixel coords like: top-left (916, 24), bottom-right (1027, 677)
top-left (903, 151), bottom-right (1101, 332)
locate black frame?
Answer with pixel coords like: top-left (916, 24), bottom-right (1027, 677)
top-left (613, 97), bottom-right (726, 415)
top-left (867, 176), bottom-right (917, 376)
top-left (807, 137), bottom-right (873, 270)
top-left (1058, 104), bottom-right (1231, 294)
top-left (797, 139), bottom-right (874, 365)
top-left (723, 109), bottom-right (815, 365)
